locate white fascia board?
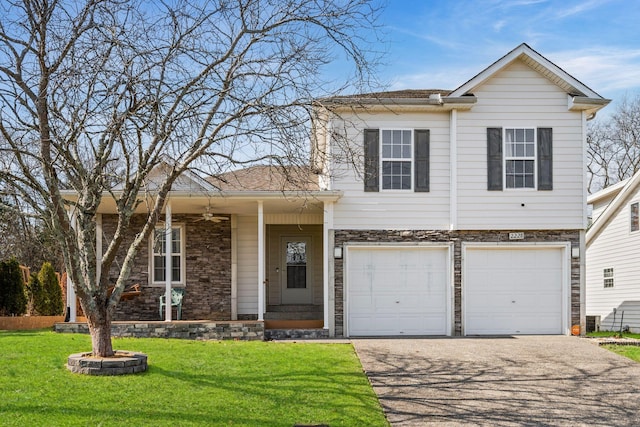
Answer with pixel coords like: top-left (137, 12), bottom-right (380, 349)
top-left (587, 178), bottom-right (629, 205)
top-left (61, 189), bottom-right (343, 203)
top-left (327, 97), bottom-right (476, 114)
top-left (568, 95), bottom-right (611, 113)
top-left (586, 171), bottom-right (640, 246)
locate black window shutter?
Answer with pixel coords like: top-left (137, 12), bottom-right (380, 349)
top-left (364, 129), bottom-right (379, 192)
top-left (537, 128), bottom-right (553, 191)
top-left (414, 129), bottom-right (430, 192)
top-left (487, 128), bottom-right (503, 191)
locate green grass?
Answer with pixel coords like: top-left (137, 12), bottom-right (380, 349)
top-left (0, 330), bottom-right (388, 427)
top-left (587, 330), bottom-right (640, 339)
top-left (602, 345), bottom-right (640, 363)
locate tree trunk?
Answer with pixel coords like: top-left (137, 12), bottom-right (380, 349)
top-left (87, 307), bottom-right (114, 357)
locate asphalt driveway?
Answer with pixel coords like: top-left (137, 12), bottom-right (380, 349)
top-left (353, 336), bottom-right (640, 426)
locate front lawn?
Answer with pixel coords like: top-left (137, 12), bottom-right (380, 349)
top-left (0, 330), bottom-right (388, 426)
top-left (602, 345), bottom-right (640, 363)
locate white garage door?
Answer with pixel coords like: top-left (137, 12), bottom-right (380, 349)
top-left (346, 246), bottom-right (449, 336)
top-left (464, 246), bottom-right (565, 335)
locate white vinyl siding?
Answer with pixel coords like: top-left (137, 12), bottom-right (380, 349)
top-left (456, 60), bottom-right (585, 229)
top-left (237, 215), bottom-right (258, 315)
top-left (587, 185), bottom-right (640, 332)
top-left (331, 113), bottom-right (450, 230)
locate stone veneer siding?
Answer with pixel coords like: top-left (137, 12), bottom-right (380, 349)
top-left (102, 214), bottom-right (231, 321)
top-left (55, 321), bottom-right (263, 340)
top-left (333, 229), bottom-right (581, 337)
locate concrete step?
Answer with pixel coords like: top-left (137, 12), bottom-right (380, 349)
top-left (265, 320), bottom-right (324, 329)
top-left (264, 311), bottom-right (323, 320)
top-left (266, 304), bottom-right (323, 313)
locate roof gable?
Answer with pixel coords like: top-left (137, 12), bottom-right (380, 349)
top-left (587, 171), bottom-right (640, 246)
top-left (449, 43), bottom-right (606, 100)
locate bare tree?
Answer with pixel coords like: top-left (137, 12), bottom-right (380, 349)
top-left (0, 0), bottom-right (381, 356)
top-left (587, 95), bottom-right (640, 193)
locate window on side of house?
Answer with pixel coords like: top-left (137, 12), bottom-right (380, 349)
top-left (381, 129), bottom-right (412, 190)
top-left (603, 267), bottom-right (614, 288)
top-left (504, 128), bottom-right (536, 189)
top-left (631, 202), bottom-right (639, 232)
top-left (151, 225), bottom-right (184, 284)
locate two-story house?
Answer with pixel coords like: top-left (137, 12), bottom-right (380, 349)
top-left (65, 43), bottom-right (609, 337)
top-left (586, 172), bottom-right (640, 332)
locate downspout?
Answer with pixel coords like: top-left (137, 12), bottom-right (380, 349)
top-left (580, 111), bottom-right (587, 335)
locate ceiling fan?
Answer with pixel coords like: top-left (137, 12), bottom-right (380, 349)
top-left (196, 206), bottom-right (229, 223)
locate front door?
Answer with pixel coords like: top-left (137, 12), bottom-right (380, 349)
top-left (281, 236), bottom-right (313, 304)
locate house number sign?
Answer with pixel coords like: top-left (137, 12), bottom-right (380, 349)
top-left (509, 232), bottom-right (525, 240)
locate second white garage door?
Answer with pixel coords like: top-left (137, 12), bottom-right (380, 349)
top-left (346, 246), bottom-right (449, 336)
top-left (464, 246), bottom-right (566, 335)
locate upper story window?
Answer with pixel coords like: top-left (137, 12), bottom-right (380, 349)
top-left (631, 202), bottom-right (639, 232)
top-left (504, 128), bottom-right (536, 189)
top-left (363, 128), bottom-right (430, 193)
top-left (487, 127), bottom-right (552, 192)
top-left (151, 225), bottom-right (185, 285)
top-left (603, 267), bottom-right (614, 288)
top-left (381, 129), bottom-right (412, 190)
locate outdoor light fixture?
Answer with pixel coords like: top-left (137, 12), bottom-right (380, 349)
top-left (334, 246), bottom-right (343, 259)
top-left (571, 246), bottom-right (580, 258)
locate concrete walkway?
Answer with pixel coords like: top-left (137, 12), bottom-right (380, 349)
top-left (353, 336), bottom-right (640, 426)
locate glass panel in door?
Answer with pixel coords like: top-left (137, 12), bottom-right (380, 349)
top-left (281, 236), bottom-right (313, 304)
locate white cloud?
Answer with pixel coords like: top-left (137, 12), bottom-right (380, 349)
top-left (550, 47), bottom-right (640, 94)
top-left (553, 0), bottom-right (607, 19)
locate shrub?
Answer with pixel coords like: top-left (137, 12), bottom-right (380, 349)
top-left (27, 273), bottom-right (45, 315)
top-left (37, 262), bottom-right (64, 316)
top-left (0, 258), bottom-right (27, 316)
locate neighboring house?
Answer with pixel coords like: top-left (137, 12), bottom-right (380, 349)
top-left (586, 173), bottom-right (640, 332)
top-left (66, 43), bottom-right (609, 337)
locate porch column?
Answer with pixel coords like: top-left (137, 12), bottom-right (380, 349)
top-left (67, 209), bottom-right (77, 322)
top-left (257, 201), bottom-right (265, 321)
top-left (164, 201), bottom-right (173, 321)
top-left (231, 215), bottom-right (238, 320)
top-left (323, 201), bottom-right (334, 330)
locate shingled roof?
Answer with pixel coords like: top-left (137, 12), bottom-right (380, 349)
top-left (208, 165), bottom-right (320, 192)
top-left (327, 89), bottom-right (452, 100)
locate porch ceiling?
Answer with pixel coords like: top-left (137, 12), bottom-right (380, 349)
top-left (93, 190), bottom-right (342, 215)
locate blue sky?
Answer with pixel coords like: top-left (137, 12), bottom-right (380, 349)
top-left (365, 0), bottom-right (640, 115)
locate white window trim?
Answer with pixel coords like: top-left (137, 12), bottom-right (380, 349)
top-left (503, 127), bottom-right (537, 190)
top-left (380, 128), bottom-right (413, 191)
top-left (149, 223), bottom-right (186, 286)
top-left (630, 201), bottom-right (639, 233)
top-left (603, 267), bottom-right (614, 289)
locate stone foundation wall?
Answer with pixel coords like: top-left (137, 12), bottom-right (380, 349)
top-left (333, 229), bottom-right (581, 337)
top-left (55, 321), bottom-right (263, 340)
top-left (102, 214), bottom-right (231, 321)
